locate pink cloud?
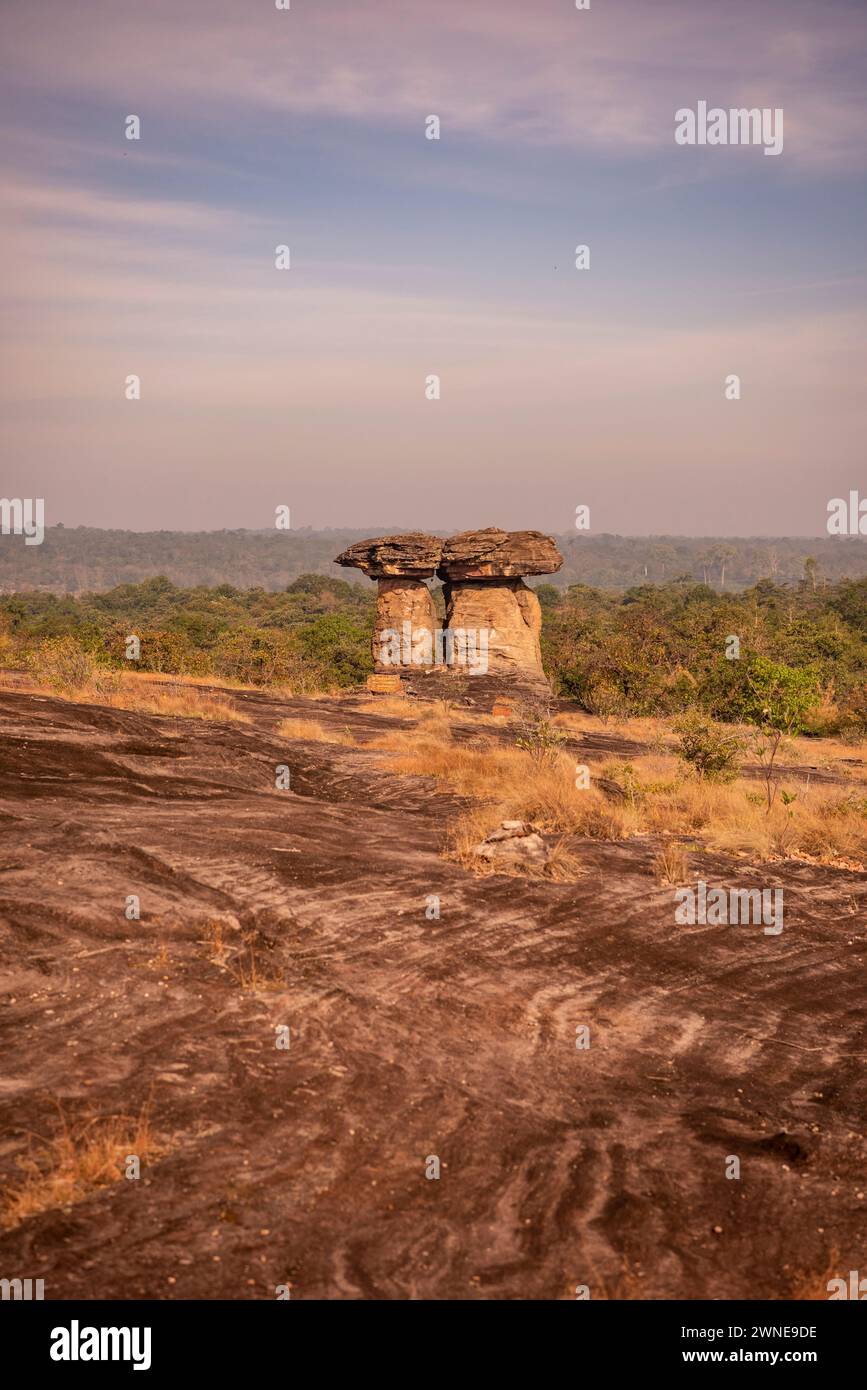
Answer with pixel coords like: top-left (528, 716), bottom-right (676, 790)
top-left (2, 0), bottom-right (864, 165)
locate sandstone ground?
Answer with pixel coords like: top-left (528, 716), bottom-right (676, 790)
top-left (0, 683), bottom-right (865, 1299)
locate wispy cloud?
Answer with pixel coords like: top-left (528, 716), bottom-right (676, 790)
top-left (3, 0), bottom-right (865, 164)
top-left (1, 0), bottom-right (864, 534)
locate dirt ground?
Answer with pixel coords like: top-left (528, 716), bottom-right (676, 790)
top-left (0, 683), bottom-right (865, 1299)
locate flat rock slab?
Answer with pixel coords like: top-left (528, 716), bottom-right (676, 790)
top-left (335, 534), bottom-right (444, 578)
top-left (0, 686), bottom-right (865, 1300)
top-left (439, 528), bottom-right (563, 580)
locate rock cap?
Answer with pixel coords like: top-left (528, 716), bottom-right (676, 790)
top-left (335, 533), bottom-right (444, 578)
top-left (438, 528), bottom-right (563, 580)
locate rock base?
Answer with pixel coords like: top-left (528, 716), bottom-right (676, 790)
top-left (399, 668), bottom-right (554, 715)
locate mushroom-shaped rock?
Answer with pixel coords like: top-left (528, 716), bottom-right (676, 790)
top-left (335, 535), bottom-right (442, 672)
top-left (335, 533), bottom-right (444, 579)
top-left (438, 528), bottom-right (563, 581)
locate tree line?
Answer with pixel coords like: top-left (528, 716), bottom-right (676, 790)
top-left (1, 527), bottom-right (865, 594)
top-left (2, 571), bottom-right (864, 736)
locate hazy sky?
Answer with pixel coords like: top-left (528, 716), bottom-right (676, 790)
top-left (1, 0), bottom-right (865, 536)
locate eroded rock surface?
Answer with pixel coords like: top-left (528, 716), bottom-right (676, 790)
top-left (444, 577), bottom-right (543, 676)
top-left (373, 578), bottom-right (438, 672)
top-left (438, 528), bottom-right (563, 581)
top-left (0, 684), bottom-right (864, 1300)
top-left (335, 534), bottom-right (443, 579)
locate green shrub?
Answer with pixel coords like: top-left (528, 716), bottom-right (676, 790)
top-left (742, 658), bottom-right (821, 810)
top-left (210, 628), bottom-right (297, 686)
top-left (674, 712), bottom-right (741, 782)
top-left (514, 711), bottom-right (568, 765)
top-left (295, 614), bottom-right (373, 688)
top-left (583, 677), bottom-right (629, 723)
top-left (27, 636), bottom-right (95, 692)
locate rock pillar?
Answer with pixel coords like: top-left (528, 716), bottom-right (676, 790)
top-left (373, 577), bottom-right (438, 672)
top-left (442, 576), bottom-right (543, 677)
top-left (335, 527), bottom-right (563, 692)
top-left (437, 528), bottom-right (562, 682)
top-left (334, 533), bottom-right (443, 674)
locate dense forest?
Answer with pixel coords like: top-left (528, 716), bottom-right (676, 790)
top-left (2, 572), bottom-right (865, 735)
top-left (1, 527), bottom-right (865, 594)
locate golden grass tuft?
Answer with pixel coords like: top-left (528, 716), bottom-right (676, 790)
top-left (363, 694), bottom-right (417, 718)
top-left (373, 728), bottom-right (628, 833)
top-left (107, 682), bottom-right (250, 722)
top-left (652, 840), bottom-right (691, 884)
top-left (277, 717), bottom-right (355, 744)
top-left (229, 947), bottom-right (288, 991)
top-left (1, 1105), bottom-right (159, 1230)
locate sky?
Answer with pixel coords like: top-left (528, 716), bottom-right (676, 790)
top-left (1, 0), bottom-right (865, 536)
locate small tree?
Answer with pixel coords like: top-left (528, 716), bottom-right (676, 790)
top-left (742, 657), bottom-right (820, 811)
top-left (28, 636), bottom-right (95, 693)
top-left (584, 677), bottom-right (628, 724)
top-left (514, 702), bottom-right (568, 766)
top-left (674, 711), bottom-right (741, 782)
top-left (803, 555), bottom-right (818, 592)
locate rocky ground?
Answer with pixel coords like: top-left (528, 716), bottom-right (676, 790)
top-left (0, 682), bottom-right (865, 1299)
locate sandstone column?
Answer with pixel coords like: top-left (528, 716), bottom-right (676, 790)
top-left (335, 534), bottom-right (443, 673)
top-left (442, 575), bottom-right (543, 675)
top-left (372, 576), bottom-right (438, 672)
top-left (437, 528), bottom-right (563, 682)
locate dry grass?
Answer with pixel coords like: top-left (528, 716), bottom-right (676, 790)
top-left (1, 1104), bottom-right (159, 1230)
top-left (540, 837), bottom-right (588, 882)
top-left (197, 918), bottom-right (233, 966)
top-left (229, 947), bottom-right (288, 991)
top-left (372, 726), bottom-right (629, 880)
top-left (775, 732), bottom-right (867, 781)
top-left (107, 682), bottom-right (250, 722)
top-left (372, 724), bottom-right (633, 837)
top-left (362, 694), bottom-right (417, 718)
top-left (630, 760), bottom-right (866, 867)
top-left (553, 708), bottom-right (676, 753)
top-left (277, 717), bottom-right (355, 744)
top-left (120, 671), bottom-right (259, 692)
top-left (362, 694), bottom-right (500, 728)
top-left (145, 941), bottom-right (173, 972)
top-left (280, 681), bottom-right (351, 699)
top-left (557, 705), bottom-right (867, 776)
top-left (372, 717), bottom-right (866, 871)
top-left (653, 840), bottom-right (691, 884)
top-left (194, 922), bottom-right (286, 989)
top-left (0, 668), bottom-right (249, 723)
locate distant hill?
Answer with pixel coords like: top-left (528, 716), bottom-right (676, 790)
top-left (1, 526), bottom-right (865, 594)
